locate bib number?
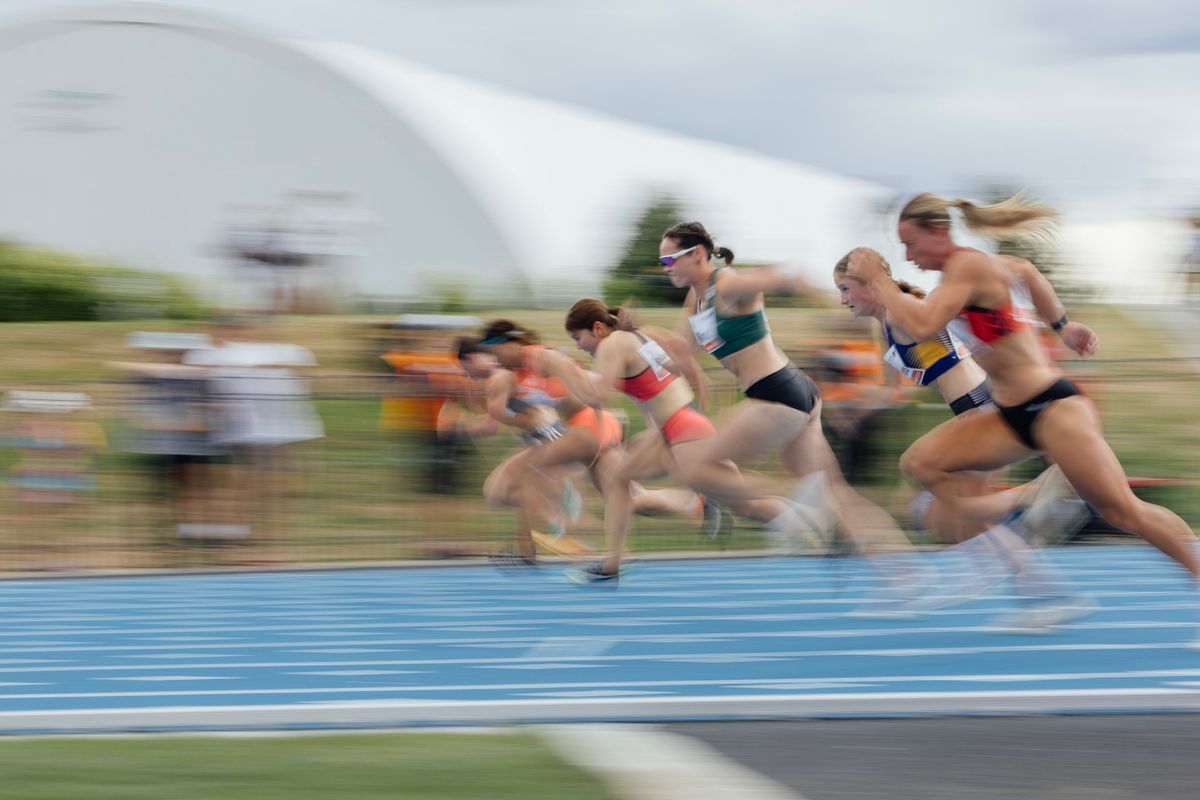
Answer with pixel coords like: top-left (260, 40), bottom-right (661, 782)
top-left (688, 308), bottom-right (725, 354)
top-left (883, 345), bottom-right (926, 385)
top-left (637, 339), bottom-right (673, 380)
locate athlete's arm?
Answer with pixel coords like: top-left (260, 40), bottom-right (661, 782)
top-left (848, 248), bottom-right (973, 341)
top-left (1009, 258), bottom-right (1099, 357)
top-left (484, 370), bottom-right (516, 424)
top-left (538, 347), bottom-right (607, 409)
top-left (714, 266), bottom-right (827, 305)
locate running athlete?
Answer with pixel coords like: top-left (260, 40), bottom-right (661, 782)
top-left (560, 299), bottom-right (794, 581)
top-left (845, 192), bottom-right (1200, 627)
top-left (660, 221), bottom-right (929, 603)
top-left (450, 334), bottom-right (577, 564)
top-left (833, 249), bottom-right (1089, 603)
top-left (478, 320), bottom-right (625, 563)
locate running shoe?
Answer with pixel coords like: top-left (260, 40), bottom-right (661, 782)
top-left (488, 548), bottom-right (538, 569)
top-left (990, 592), bottom-right (1097, 633)
top-left (1019, 466), bottom-right (1090, 546)
top-left (566, 562), bottom-right (619, 585)
top-left (699, 497), bottom-right (735, 541)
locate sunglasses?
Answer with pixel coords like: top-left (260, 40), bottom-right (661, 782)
top-left (659, 245), bottom-right (699, 267)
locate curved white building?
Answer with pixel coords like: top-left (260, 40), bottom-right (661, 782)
top-left (0, 2), bottom-right (896, 306)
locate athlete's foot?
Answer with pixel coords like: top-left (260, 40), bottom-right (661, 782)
top-left (566, 562), bottom-right (619, 585)
top-left (699, 497), bottom-right (735, 541)
top-left (990, 592), bottom-right (1097, 633)
top-left (1019, 466), bottom-right (1089, 546)
top-left (913, 560), bottom-right (1007, 611)
top-left (489, 548), bottom-right (538, 570)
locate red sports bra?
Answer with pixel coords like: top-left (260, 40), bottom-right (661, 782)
top-left (959, 303), bottom-right (1029, 344)
top-left (617, 332), bottom-right (676, 402)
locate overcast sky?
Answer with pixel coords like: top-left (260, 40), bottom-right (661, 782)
top-left (5, 0), bottom-right (1199, 216)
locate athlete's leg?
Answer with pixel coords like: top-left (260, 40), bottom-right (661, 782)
top-left (1037, 397), bottom-right (1200, 580)
top-left (899, 407), bottom-right (1037, 526)
top-left (668, 400), bottom-right (809, 505)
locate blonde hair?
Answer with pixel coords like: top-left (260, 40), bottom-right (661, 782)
top-left (833, 249), bottom-right (926, 299)
top-left (900, 191), bottom-right (1057, 241)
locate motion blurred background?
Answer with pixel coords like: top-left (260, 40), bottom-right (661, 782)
top-left (0, 0), bottom-right (1196, 572)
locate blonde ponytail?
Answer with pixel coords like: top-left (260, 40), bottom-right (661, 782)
top-left (901, 191), bottom-right (1058, 241)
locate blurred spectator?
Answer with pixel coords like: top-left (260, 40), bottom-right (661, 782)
top-left (182, 319), bottom-right (324, 543)
top-left (380, 315), bottom-right (481, 495)
top-left (113, 331), bottom-right (220, 543)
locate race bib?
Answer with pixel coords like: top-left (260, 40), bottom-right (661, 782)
top-left (688, 308), bottom-right (725, 354)
top-left (883, 345), bottom-right (926, 385)
top-left (637, 339), bottom-right (673, 380)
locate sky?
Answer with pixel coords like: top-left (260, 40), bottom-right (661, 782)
top-left (3, 0), bottom-right (1198, 220)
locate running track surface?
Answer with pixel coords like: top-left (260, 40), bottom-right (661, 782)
top-left (1, 545), bottom-right (1197, 734)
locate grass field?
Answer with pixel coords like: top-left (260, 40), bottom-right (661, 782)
top-left (0, 732), bottom-right (612, 800)
top-left (0, 304), bottom-right (1195, 571)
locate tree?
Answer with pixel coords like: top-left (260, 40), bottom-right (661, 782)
top-left (605, 196), bottom-right (688, 305)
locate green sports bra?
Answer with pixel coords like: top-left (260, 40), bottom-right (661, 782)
top-left (689, 268), bottom-right (770, 359)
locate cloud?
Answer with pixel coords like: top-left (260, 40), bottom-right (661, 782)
top-left (2, 0), bottom-right (1196, 210)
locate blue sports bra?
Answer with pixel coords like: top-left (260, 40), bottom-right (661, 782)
top-left (882, 322), bottom-right (970, 386)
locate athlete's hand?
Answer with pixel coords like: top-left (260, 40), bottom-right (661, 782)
top-left (1059, 321), bottom-right (1099, 357)
top-left (845, 247), bottom-right (885, 283)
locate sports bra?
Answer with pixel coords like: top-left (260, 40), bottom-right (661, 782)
top-left (688, 268), bottom-right (769, 359)
top-left (948, 282), bottom-right (1035, 355)
top-left (617, 331), bottom-right (676, 402)
top-left (509, 345), bottom-right (568, 412)
top-left (882, 322), bottom-right (970, 387)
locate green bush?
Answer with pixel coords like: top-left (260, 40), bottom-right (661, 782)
top-left (0, 241), bottom-right (207, 322)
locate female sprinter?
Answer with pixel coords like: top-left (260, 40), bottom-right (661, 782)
top-left (660, 221), bottom-right (930, 606)
top-left (833, 249), bottom-right (1088, 605)
top-left (845, 192), bottom-right (1199, 628)
top-left (559, 299), bottom-right (795, 581)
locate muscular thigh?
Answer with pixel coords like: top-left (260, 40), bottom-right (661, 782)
top-left (686, 400), bottom-right (810, 464)
top-left (917, 407), bottom-right (1035, 473)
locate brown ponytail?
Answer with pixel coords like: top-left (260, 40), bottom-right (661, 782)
top-left (565, 298), bottom-right (630, 334)
top-left (664, 221), bottom-right (736, 265)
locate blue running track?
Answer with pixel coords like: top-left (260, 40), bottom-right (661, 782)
top-left (0, 545), bottom-right (1197, 733)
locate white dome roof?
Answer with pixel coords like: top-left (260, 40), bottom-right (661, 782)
top-left (0, 2), bottom-right (896, 305)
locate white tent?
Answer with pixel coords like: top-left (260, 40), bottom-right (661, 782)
top-left (0, 2), bottom-right (896, 307)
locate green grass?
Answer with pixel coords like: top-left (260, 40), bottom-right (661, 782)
top-left (0, 732), bottom-right (613, 800)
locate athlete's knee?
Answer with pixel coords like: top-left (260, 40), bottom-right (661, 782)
top-left (1090, 493), bottom-right (1142, 533)
top-left (483, 473), bottom-right (513, 507)
top-left (899, 444), bottom-right (938, 486)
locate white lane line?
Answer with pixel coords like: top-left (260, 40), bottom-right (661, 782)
top-left (95, 681), bottom-right (238, 686)
top-left (1, 616), bottom-right (1194, 655)
top-left (475, 664), bottom-right (612, 671)
top-left (284, 648), bottom-right (408, 654)
top-left (523, 691), bottom-right (674, 698)
top-left (0, 640), bottom-right (1194, 677)
top-left (4, 687), bottom-right (1196, 734)
top-left (7, 668), bottom-right (1200, 701)
top-left (540, 724), bottom-right (807, 800)
top-left (114, 654), bottom-right (236, 660)
top-left (289, 670), bottom-right (426, 677)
